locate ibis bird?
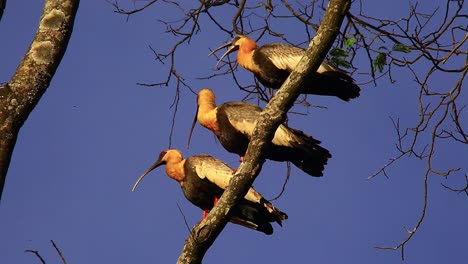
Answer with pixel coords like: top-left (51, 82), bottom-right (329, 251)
top-left (132, 148), bottom-right (287, 235)
top-left (192, 88), bottom-right (331, 177)
top-left (209, 35), bottom-right (360, 102)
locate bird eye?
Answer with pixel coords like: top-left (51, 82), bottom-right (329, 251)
top-left (233, 35), bottom-right (241, 44)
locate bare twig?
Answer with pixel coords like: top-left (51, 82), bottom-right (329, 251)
top-left (441, 175), bottom-right (468, 195)
top-left (51, 240), bottom-right (67, 264)
top-left (176, 202), bottom-right (194, 235)
top-left (269, 162), bottom-right (292, 201)
top-left (25, 249), bottom-right (46, 264)
top-left (0, 0), bottom-right (6, 22)
top-left (108, 0), bottom-right (158, 16)
top-left (24, 240), bottom-right (68, 264)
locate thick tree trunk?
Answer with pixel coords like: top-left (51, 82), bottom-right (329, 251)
top-left (0, 0), bottom-right (80, 201)
top-left (176, 0), bottom-right (351, 263)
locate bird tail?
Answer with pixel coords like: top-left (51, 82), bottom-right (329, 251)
top-left (230, 216), bottom-right (274, 235)
top-left (231, 200), bottom-right (288, 235)
top-left (260, 197), bottom-right (288, 226)
top-left (303, 70), bottom-right (360, 102)
top-left (287, 128), bottom-right (332, 177)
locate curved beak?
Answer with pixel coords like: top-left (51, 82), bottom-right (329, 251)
top-left (187, 103), bottom-right (199, 149)
top-left (208, 41), bottom-right (233, 56)
top-left (132, 159), bottom-right (165, 192)
top-left (208, 41), bottom-right (239, 70)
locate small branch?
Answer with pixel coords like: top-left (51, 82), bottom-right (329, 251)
top-left (168, 86), bottom-right (181, 148)
top-left (269, 162), bottom-right (291, 201)
top-left (0, 0), bottom-right (6, 22)
top-left (24, 240), bottom-right (68, 264)
top-left (51, 240), bottom-right (67, 264)
top-left (441, 175), bottom-right (468, 196)
top-left (176, 202), bottom-right (194, 235)
top-left (232, 0), bottom-right (246, 34)
top-left (25, 249), bottom-right (46, 264)
top-left (281, 0), bottom-right (319, 30)
top-left (108, 0), bottom-right (158, 16)
top-left (374, 164), bottom-right (429, 260)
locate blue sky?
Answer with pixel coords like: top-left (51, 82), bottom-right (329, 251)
top-left (1, 1), bottom-right (467, 263)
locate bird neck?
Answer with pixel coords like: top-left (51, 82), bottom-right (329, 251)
top-left (165, 158), bottom-right (186, 182)
top-left (237, 45), bottom-right (260, 73)
top-left (197, 101), bottom-right (219, 134)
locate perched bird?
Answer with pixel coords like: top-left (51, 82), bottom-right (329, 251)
top-left (191, 88), bottom-right (331, 177)
top-left (209, 35), bottom-right (360, 102)
top-left (132, 148), bottom-right (287, 235)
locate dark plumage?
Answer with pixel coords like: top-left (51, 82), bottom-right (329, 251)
top-left (132, 149), bottom-right (287, 235)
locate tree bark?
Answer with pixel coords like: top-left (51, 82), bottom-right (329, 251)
top-left (0, 0), bottom-right (80, 201)
top-left (176, 0), bottom-right (351, 263)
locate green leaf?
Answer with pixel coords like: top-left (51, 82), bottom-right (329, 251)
top-left (392, 43), bottom-right (411, 53)
top-left (373, 52), bottom-right (387, 73)
top-left (345, 36), bottom-right (356, 48)
top-left (330, 47), bottom-right (349, 57)
top-left (329, 48), bottom-right (352, 69)
top-left (330, 57), bottom-right (352, 69)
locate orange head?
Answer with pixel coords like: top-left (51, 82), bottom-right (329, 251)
top-left (209, 35), bottom-right (257, 69)
top-left (132, 149), bottom-right (183, 191)
top-left (197, 88), bottom-right (216, 107)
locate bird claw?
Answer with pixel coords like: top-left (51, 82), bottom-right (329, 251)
top-left (202, 197), bottom-right (219, 219)
top-left (232, 156), bottom-right (244, 174)
top-left (202, 210), bottom-right (209, 219)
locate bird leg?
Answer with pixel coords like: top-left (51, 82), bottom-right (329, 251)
top-left (202, 209), bottom-right (209, 219)
top-left (201, 196), bottom-right (220, 219)
top-left (232, 156), bottom-right (245, 174)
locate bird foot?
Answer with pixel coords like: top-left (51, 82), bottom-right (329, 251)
top-left (201, 197), bottom-right (219, 219)
top-left (202, 210), bottom-right (209, 219)
top-left (232, 156), bottom-right (244, 174)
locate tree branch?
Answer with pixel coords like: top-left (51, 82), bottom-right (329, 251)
top-left (51, 240), bottom-right (68, 264)
top-left (24, 240), bottom-right (68, 264)
top-left (25, 249), bottom-right (46, 264)
top-left (0, 0), bottom-right (80, 201)
top-left (108, 0), bottom-right (158, 16)
top-left (176, 1), bottom-right (351, 263)
top-left (441, 175), bottom-right (468, 195)
top-left (0, 0), bottom-right (6, 22)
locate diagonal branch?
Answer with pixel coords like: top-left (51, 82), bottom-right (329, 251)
top-left (25, 249), bottom-right (46, 264)
top-left (0, 0), bottom-right (5, 22)
top-left (176, 1), bottom-right (351, 263)
top-left (51, 240), bottom-right (68, 264)
top-left (441, 175), bottom-right (468, 195)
